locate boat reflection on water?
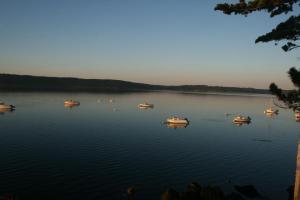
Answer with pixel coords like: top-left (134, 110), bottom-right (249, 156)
top-left (138, 106), bottom-right (153, 110)
top-left (64, 103), bottom-right (80, 109)
top-left (233, 121), bottom-right (251, 127)
top-left (265, 112), bottom-right (278, 118)
top-left (0, 108), bottom-right (15, 115)
top-left (165, 122), bottom-right (189, 129)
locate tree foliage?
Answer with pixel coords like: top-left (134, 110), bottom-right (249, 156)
top-left (215, 0), bottom-right (298, 17)
top-left (215, 0), bottom-right (300, 51)
top-left (215, 0), bottom-right (300, 109)
top-left (256, 15), bottom-right (300, 51)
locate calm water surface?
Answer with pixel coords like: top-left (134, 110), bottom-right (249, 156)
top-left (0, 92), bottom-right (299, 200)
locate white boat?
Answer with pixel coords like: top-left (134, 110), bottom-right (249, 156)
top-left (64, 100), bottom-right (80, 106)
top-left (233, 116), bottom-right (251, 123)
top-left (264, 107), bottom-right (278, 114)
top-left (138, 103), bottom-right (154, 108)
top-left (166, 117), bottom-right (189, 124)
top-left (0, 102), bottom-right (15, 110)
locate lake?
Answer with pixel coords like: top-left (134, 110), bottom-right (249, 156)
top-left (0, 92), bottom-right (299, 200)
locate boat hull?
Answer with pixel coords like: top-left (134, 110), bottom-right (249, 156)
top-left (64, 101), bottom-right (80, 106)
top-left (166, 123), bottom-right (188, 129)
top-left (166, 118), bottom-right (189, 124)
top-left (0, 105), bottom-right (15, 110)
top-left (233, 119), bottom-right (251, 123)
top-left (138, 104), bottom-right (154, 108)
top-left (264, 110), bottom-right (278, 114)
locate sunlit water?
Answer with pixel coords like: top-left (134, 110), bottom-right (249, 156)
top-left (0, 92), bottom-right (299, 200)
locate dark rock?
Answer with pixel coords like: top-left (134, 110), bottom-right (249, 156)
top-left (181, 182), bottom-right (202, 200)
top-left (234, 185), bottom-right (261, 198)
top-left (161, 189), bottom-right (180, 200)
top-left (187, 182), bottom-right (202, 193)
top-left (226, 192), bottom-right (245, 200)
top-left (200, 186), bottom-right (226, 200)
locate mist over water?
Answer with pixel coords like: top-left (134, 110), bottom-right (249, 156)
top-left (0, 92), bottom-right (299, 200)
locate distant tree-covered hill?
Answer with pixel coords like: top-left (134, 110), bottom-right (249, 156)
top-left (0, 74), bottom-right (269, 94)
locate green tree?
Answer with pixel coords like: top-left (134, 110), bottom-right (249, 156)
top-left (215, 0), bottom-right (300, 108)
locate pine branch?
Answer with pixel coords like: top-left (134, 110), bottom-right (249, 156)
top-left (215, 0), bottom-right (299, 17)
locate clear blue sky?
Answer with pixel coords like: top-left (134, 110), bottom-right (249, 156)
top-left (0, 0), bottom-right (299, 89)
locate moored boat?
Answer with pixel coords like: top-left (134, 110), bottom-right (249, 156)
top-left (64, 100), bottom-right (80, 106)
top-left (138, 103), bottom-right (154, 108)
top-left (166, 117), bottom-right (189, 124)
top-left (264, 107), bottom-right (279, 114)
top-left (233, 116), bottom-right (251, 123)
top-left (0, 102), bottom-right (15, 110)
